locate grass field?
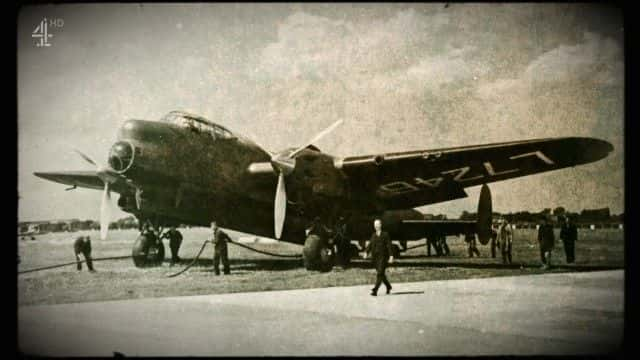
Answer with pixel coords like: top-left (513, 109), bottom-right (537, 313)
top-left (18, 228), bottom-right (624, 306)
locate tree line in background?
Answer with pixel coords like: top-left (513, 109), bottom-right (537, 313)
top-left (19, 206), bottom-right (623, 236)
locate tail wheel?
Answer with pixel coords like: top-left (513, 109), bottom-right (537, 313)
top-left (132, 234), bottom-right (165, 268)
top-left (303, 234), bottom-right (334, 272)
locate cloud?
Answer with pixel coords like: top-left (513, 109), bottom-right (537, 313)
top-left (255, 9), bottom-right (451, 81)
top-left (523, 31), bottom-right (624, 86)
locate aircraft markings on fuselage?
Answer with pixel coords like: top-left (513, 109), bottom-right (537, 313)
top-left (379, 150), bottom-right (555, 194)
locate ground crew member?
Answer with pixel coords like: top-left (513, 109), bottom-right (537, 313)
top-left (426, 234), bottom-right (441, 256)
top-left (537, 217), bottom-right (555, 269)
top-left (560, 216), bottom-right (577, 264)
top-left (438, 234), bottom-right (450, 256)
top-left (161, 227), bottom-right (183, 266)
top-left (465, 233), bottom-right (480, 257)
top-left (490, 225), bottom-right (498, 258)
top-left (365, 219), bottom-right (394, 296)
top-left (209, 221), bottom-right (232, 275)
top-left (74, 235), bottom-right (95, 272)
top-left (497, 219), bottom-right (513, 264)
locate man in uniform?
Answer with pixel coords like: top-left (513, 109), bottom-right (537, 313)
top-left (497, 219), bottom-right (513, 264)
top-left (161, 227), bottom-right (183, 266)
top-left (465, 233), bottom-right (480, 257)
top-left (74, 234), bottom-right (95, 272)
top-left (560, 216), bottom-right (578, 264)
top-left (365, 219), bottom-right (394, 296)
top-left (537, 216), bottom-right (555, 269)
top-left (209, 221), bottom-right (232, 275)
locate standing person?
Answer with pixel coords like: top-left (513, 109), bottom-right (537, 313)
top-left (209, 221), bottom-right (232, 275)
top-left (490, 224), bottom-right (498, 258)
top-left (439, 234), bottom-right (450, 256)
top-left (498, 219), bottom-right (513, 264)
top-left (465, 233), bottom-right (480, 257)
top-left (161, 227), bottom-right (183, 266)
top-left (537, 217), bottom-right (555, 269)
top-left (426, 234), bottom-right (442, 257)
top-left (560, 216), bottom-right (578, 264)
top-left (365, 219), bottom-right (394, 296)
top-left (74, 235), bottom-right (95, 272)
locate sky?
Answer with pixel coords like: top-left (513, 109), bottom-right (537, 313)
top-left (18, 3), bottom-right (624, 223)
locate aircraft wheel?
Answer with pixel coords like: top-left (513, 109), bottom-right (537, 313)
top-left (303, 234), bottom-right (334, 272)
top-left (132, 234), bottom-right (165, 267)
top-left (391, 244), bottom-right (401, 258)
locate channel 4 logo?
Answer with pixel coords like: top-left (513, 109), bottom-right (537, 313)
top-left (32, 17), bottom-right (64, 47)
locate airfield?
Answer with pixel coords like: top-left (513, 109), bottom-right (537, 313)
top-left (18, 227), bottom-right (624, 355)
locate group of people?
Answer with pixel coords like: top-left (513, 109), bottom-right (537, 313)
top-left (426, 234), bottom-right (450, 257)
top-left (70, 215), bottom-right (579, 299)
top-left (72, 220), bottom-right (232, 275)
top-left (539, 215), bottom-right (578, 269)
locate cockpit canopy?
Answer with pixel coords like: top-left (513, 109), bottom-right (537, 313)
top-left (161, 111), bottom-right (236, 140)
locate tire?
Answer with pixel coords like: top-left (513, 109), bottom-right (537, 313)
top-left (132, 234), bottom-right (165, 268)
top-left (303, 234), bottom-right (334, 272)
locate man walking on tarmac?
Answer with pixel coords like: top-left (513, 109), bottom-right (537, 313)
top-left (209, 221), bottom-right (232, 275)
top-left (365, 219), bottom-right (394, 296)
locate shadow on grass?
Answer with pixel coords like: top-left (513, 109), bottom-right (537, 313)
top-left (169, 257), bottom-right (303, 271)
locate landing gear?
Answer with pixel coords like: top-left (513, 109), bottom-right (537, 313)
top-left (303, 234), bottom-right (334, 272)
top-left (132, 233), bottom-right (165, 267)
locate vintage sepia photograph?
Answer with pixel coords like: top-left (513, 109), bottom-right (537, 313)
top-left (18, 3), bottom-right (623, 356)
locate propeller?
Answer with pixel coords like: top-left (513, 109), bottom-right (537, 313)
top-left (269, 119), bottom-right (343, 239)
top-left (73, 148), bottom-right (118, 240)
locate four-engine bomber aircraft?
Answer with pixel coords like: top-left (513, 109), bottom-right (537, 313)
top-left (34, 111), bottom-right (613, 271)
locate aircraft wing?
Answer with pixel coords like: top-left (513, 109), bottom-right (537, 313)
top-left (33, 171), bottom-right (130, 193)
top-left (339, 137), bottom-right (613, 209)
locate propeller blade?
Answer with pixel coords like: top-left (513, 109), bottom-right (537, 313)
top-left (100, 182), bottom-right (111, 240)
top-left (289, 119), bottom-right (343, 158)
top-left (274, 172), bottom-right (287, 239)
top-left (73, 148), bottom-right (97, 166)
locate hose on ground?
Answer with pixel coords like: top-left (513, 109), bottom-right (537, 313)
top-left (18, 255), bottom-right (132, 274)
top-left (165, 239), bottom-right (210, 278)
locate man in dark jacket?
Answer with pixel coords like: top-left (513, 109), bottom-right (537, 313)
top-left (560, 216), bottom-right (578, 264)
top-left (74, 235), bottom-right (95, 272)
top-left (537, 217), bottom-right (555, 269)
top-left (161, 227), bottom-right (183, 266)
top-left (209, 221), bottom-right (232, 275)
top-left (365, 219), bottom-right (394, 296)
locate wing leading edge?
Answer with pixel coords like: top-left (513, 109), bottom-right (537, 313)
top-left (34, 171), bottom-right (129, 193)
